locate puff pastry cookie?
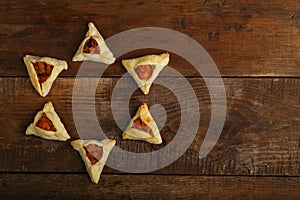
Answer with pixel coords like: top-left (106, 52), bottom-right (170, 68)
top-left (26, 101), bottom-right (70, 141)
top-left (122, 53), bottom-right (169, 95)
top-left (71, 139), bottom-right (116, 184)
top-left (23, 55), bottom-right (68, 97)
top-left (72, 22), bottom-right (116, 64)
top-left (123, 103), bottom-right (162, 144)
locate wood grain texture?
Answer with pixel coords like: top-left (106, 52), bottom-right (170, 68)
top-left (0, 77), bottom-right (299, 175)
top-left (1, 1), bottom-right (300, 198)
top-left (0, 0), bottom-right (300, 77)
top-left (0, 174), bottom-right (299, 200)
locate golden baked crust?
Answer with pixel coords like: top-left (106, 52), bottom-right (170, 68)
top-left (122, 53), bottom-right (169, 95)
top-left (23, 55), bottom-right (68, 97)
top-left (72, 22), bottom-right (116, 64)
top-left (71, 139), bottom-right (116, 184)
top-left (123, 103), bottom-right (162, 144)
top-left (26, 102), bottom-right (70, 141)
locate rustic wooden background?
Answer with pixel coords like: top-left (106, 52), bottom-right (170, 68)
top-left (1, 0), bottom-right (300, 199)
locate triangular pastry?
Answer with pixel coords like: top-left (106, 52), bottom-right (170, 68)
top-left (26, 101), bottom-right (70, 141)
top-left (23, 55), bottom-right (68, 97)
top-left (121, 52), bottom-right (169, 95)
top-left (72, 22), bottom-right (116, 64)
top-left (71, 139), bottom-right (116, 184)
top-left (123, 103), bottom-right (162, 144)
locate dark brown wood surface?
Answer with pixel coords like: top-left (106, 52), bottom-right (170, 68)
top-left (0, 0), bottom-right (299, 199)
top-left (1, 0), bottom-right (300, 77)
top-left (1, 77), bottom-right (300, 176)
top-left (1, 174), bottom-right (299, 200)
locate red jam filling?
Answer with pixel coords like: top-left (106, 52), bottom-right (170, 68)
top-left (83, 144), bottom-right (103, 165)
top-left (83, 37), bottom-right (100, 54)
top-left (134, 64), bottom-right (155, 81)
top-left (35, 113), bottom-right (56, 132)
top-left (32, 61), bottom-right (54, 84)
top-left (132, 117), bottom-right (153, 136)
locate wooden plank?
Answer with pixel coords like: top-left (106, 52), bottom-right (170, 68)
top-left (0, 77), bottom-right (299, 175)
top-left (1, 0), bottom-right (300, 77)
top-left (0, 174), bottom-right (299, 199)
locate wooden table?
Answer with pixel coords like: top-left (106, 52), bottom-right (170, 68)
top-left (1, 0), bottom-right (300, 199)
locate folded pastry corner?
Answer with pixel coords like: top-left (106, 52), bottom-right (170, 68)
top-left (121, 52), bottom-right (169, 95)
top-left (122, 103), bottom-right (162, 144)
top-left (23, 55), bottom-right (68, 97)
top-left (72, 22), bottom-right (116, 64)
top-left (25, 101), bottom-right (70, 141)
top-left (70, 138), bottom-right (116, 184)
